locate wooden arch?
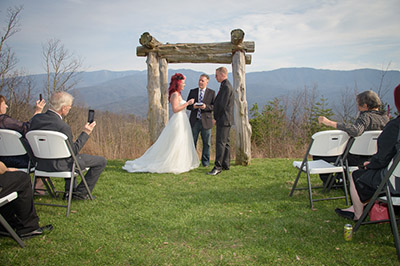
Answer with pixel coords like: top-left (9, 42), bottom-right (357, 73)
top-left (136, 29), bottom-right (254, 165)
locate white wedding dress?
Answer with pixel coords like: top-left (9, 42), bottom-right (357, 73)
top-left (122, 100), bottom-right (199, 174)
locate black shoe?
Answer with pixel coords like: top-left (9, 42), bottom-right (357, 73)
top-left (72, 193), bottom-right (96, 200)
top-left (207, 168), bottom-right (221, 176)
top-left (63, 191), bottom-right (76, 200)
top-left (222, 167), bottom-right (230, 170)
top-left (20, 224), bottom-right (53, 239)
top-left (335, 208), bottom-right (355, 221)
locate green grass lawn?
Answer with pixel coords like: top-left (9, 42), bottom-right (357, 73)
top-left (1, 158), bottom-right (398, 265)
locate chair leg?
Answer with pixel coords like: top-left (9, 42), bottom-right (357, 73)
top-left (306, 172), bottom-right (314, 209)
top-left (41, 178), bottom-right (56, 198)
top-left (76, 168), bottom-right (93, 200)
top-left (66, 176), bottom-right (75, 217)
top-left (289, 164), bottom-right (305, 197)
top-left (0, 215), bottom-right (24, 247)
top-left (354, 199), bottom-right (376, 232)
top-left (31, 174), bottom-right (37, 194)
top-left (385, 187), bottom-right (400, 261)
top-left (341, 170), bottom-right (350, 206)
top-left (323, 173), bottom-right (334, 192)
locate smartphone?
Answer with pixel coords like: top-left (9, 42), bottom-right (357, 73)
top-left (39, 94), bottom-right (43, 101)
top-left (88, 109), bottom-right (95, 123)
top-left (194, 103), bottom-right (203, 106)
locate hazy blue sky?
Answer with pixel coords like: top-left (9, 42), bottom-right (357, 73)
top-left (1, 0), bottom-right (399, 74)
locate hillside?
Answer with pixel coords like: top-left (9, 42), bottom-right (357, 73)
top-left (25, 68), bottom-right (400, 118)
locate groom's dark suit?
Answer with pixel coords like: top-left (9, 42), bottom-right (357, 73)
top-left (187, 87), bottom-right (216, 166)
top-left (29, 110), bottom-right (106, 195)
top-left (213, 79), bottom-right (234, 170)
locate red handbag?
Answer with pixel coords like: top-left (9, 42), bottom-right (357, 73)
top-left (369, 201), bottom-right (389, 223)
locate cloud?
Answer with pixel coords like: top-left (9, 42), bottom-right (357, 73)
top-left (1, 0), bottom-right (399, 74)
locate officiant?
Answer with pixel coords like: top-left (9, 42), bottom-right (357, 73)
top-left (186, 74), bottom-right (216, 167)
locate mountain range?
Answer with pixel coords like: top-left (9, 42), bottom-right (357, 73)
top-left (25, 68), bottom-right (400, 118)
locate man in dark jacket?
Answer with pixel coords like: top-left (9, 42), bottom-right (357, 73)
top-left (29, 91), bottom-right (106, 200)
top-left (208, 67), bottom-right (234, 176)
top-left (187, 74), bottom-right (215, 167)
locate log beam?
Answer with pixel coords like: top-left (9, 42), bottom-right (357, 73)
top-left (163, 53), bottom-right (252, 64)
top-left (137, 41), bottom-right (255, 57)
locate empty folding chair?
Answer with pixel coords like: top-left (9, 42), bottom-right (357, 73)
top-left (290, 130), bottom-right (350, 209)
top-left (26, 130), bottom-right (93, 217)
top-left (0, 192), bottom-right (25, 247)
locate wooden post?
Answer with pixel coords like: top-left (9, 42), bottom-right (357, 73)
top-left (146, 52), bottom-right (163, 143)
top-left (231, 29), bottom-right (252, 165)
top-left (232, 51), bottom-right (252, 165)
top-left (159, 58), bottom-right (169, 126)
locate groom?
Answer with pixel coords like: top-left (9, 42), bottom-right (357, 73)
top-left (208, 67), bottom-right (234, 176)
top-left (187, 74), bottom-right (216, 167)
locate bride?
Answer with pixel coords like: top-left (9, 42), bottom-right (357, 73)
top-left (122, 73), bottom-right (200, 174)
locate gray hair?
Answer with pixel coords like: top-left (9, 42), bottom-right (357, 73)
top-left (356, 90), bottom-right (381, 110)
top-left (216, 67), bottom-right (228, 75)
top-left (49, 91), bottom-right (74, 111)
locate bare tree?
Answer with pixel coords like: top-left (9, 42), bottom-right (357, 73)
top-left (42, 38), bottom-right (83, 95)
top-left (333, 86), bottom-right (358, 124)
top-left (0, 5), bottom-right (23, 95)
top-left (376, 62), bottom-right (392, 100)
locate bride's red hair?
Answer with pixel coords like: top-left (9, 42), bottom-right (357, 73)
top-left (168, 73), bottom-right (185, 102)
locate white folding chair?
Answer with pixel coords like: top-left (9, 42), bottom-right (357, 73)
top-left (0, 129), bottom-right (33, 173)
top-left (323, 130), bottom-right (382, 193)
top-left (0, 192), bottom-right (25, 247)
top-left (289, 130), bottom-right (350, 209)
top-left (26, 130), bottom-right (93, 217)
top-left (346, 130), bottom-right (382, 173)
top-left (0, 129), bottom-right (56, 197)
top-left (353, 152), bottom-right (400, 261)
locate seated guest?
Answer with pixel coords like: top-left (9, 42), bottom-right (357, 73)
top-left (316, 90), bottom-right (389, 185)
top-left (0, 161), bottom-right (53, 238)
top-left (335, 84), bottom-right (400, 221)
top-left (29, 91), bottom-right (107, 200)
top-left (0, 94), bottom-right (45, 167)
top-left (0, 94), bottom-right (46, 193)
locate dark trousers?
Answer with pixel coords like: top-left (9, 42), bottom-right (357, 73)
top-left (65, 154), bottom-right (107, 194)
top-left (214, 125), bottom-right (231, 170)
top-left (192, 120), bottom-right (211, 166)
top-left (0, 171), bottom-right (40, 234)
top-left (0, 154), bottom-right (30, 168)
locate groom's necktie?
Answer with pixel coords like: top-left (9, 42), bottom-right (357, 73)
top-left (197, 89), bottom-right (204, 119)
